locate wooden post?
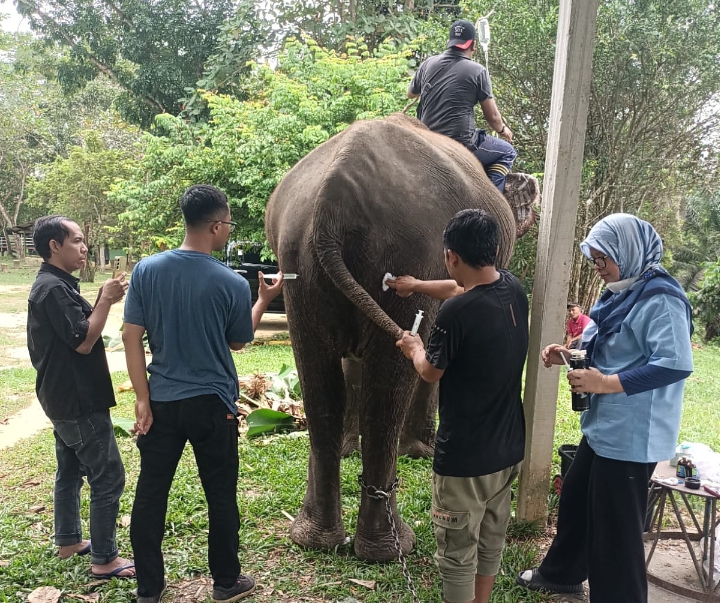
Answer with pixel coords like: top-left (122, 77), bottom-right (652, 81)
top-left (517, 0), bottom-right (601, 522)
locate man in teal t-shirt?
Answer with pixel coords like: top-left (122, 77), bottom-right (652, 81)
top-left (123, 185), bottom-right (283, 603)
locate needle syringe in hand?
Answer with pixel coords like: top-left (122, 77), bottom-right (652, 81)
top-left (263, 273), bottom-right (298, 281)
top-left (410, 310), bottom-right (424, 336)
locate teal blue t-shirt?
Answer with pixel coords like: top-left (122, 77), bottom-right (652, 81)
top-left (123, 250), bottom-right (254, 414)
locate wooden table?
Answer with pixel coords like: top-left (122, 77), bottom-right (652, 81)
top-left (645, 460), bottom-right (720, 602)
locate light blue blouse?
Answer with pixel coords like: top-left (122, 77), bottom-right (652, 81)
top-left (580, 293), bottom-right (693, 463)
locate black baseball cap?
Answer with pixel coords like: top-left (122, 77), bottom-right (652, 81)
top-left (447, 20), bottom-right (476, 50)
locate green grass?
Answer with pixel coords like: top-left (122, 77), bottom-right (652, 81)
top-left (2, 334), bottom-right (719, 602)
top-left (0, 268), bottom-right (106, 314)
top-left (0, 265), bottom-right (40, 286)
top-left (0, 367), bottom-right (36, 419)
top-left (0, 346), bottom-right (548, 603)
top-left (233, 342), bottom-right (295, 376)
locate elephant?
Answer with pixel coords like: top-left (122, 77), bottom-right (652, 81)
top-left (265, 112), bottom-right (520, 562)
top-left (339, 172), bottom-right (538, 461)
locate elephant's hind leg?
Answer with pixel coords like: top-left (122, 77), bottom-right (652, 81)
top-left (289, 340), bottom-right (347, 550)
top-left (354, 349), bottom-right (417, 561)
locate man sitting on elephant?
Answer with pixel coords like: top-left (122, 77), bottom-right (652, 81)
top-left (408, 20), bottom-right (516, 193)
top-left (394, 209), bottom-right (529, 603)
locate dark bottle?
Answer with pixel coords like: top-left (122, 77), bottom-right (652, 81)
top-left (570, 350), bottom-right (590, 412)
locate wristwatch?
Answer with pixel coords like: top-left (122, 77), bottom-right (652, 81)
top-left (499, 124), bottom-right (507, 134)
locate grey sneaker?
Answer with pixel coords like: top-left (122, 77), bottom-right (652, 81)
top-left (212, 575), bottom-right (256, 603)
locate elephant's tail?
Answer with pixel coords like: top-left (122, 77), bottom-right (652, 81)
top-left (312, 208), bottom-right (403, 341)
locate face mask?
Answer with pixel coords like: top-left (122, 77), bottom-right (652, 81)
top-left (606, 276), bottom-right (639, 293)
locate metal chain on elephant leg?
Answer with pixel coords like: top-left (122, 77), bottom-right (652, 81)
top-left (357, 476), bottom-right (420, 603)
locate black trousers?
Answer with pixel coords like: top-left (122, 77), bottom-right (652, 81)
top-left (131, 395), bottom-right (241, 598)
top-left (539, 437), bottom-right (656, 603)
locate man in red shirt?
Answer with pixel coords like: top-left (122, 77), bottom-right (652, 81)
top-left (565, 303), bottom-right (591, 350)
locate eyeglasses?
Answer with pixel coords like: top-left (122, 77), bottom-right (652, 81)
top-left (206, 219), bottom-right (236, 233)
top-left (587, 255), bottom-right (609, 269)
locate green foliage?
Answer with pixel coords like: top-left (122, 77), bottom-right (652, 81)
top-left (112, 417), bottom-right (136, 437)
top-left (690, 261), bottom-right (720, 343)
top-left (464, 0), bottom-right (720, 302)
top-left (28, 130), bottom-right (139, 248)
top-left (15, 0), bottom-right (242, 126)
top-left (113, 36), bottom-right (416, 253)
top-left (246, 408), bottom-right (298, 438)
top-left (0, 32), bottom-right (141, 260)
top-left (0, 32), bottom-right (71, 255)
top-left (670, 193), bottom-right (720, 291)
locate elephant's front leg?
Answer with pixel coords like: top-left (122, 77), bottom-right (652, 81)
top-left (398, 378), bottom-right (437, 459)
top-left (354, 352), bottom-right (417, 561)
top-left (341, 357), bottom-right (361, 457)
top-left (289, 349), bottom-right (348, 550)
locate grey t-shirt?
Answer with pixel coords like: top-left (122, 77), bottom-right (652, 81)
top-left (409, 49), bottom-right (494, 148)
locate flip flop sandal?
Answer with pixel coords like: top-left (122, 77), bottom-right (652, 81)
top-left (92, 563), bottom-right (136, 580)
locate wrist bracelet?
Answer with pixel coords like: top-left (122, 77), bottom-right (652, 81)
top-left (499, 124), bottom-right (506, 134)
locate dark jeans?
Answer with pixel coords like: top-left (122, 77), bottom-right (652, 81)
top-left (539, 437), bottom-right (656, 603)
top-left (51, 410), bottom-right (125, 565)
top-left (471, 129), bottom-right (517, 193)
top-left (131, 395), bottom-right (241, 598)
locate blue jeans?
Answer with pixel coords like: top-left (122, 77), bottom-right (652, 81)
top-left (51, 410), bottom-right (125, 565)
top-left (471, 129), bottom-right (517, 193)
top-left (131, 395), bottom-right (241, 598)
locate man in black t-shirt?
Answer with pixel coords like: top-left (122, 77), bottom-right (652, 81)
top-left (395, 209), bottom-right (528, 603)
top-left (408, 20), bottom-right (517, 193)
top-left (27, 216), bottom-right (135, 579)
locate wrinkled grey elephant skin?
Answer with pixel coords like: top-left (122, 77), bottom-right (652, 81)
top-left (265, 113), bottom-right (516, 562)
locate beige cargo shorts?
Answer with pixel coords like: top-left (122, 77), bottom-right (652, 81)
top-left (431, 462), bottom-right (522, 603)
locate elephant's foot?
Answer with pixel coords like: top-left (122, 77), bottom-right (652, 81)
top-left (341, 435), bottom-right (360, 457)
top-left (354, 516), bottom-right (416, 562)
top-left (398, 438), bottom-right (434, 459)
top-left (290, 510), bottom-right (347, 550)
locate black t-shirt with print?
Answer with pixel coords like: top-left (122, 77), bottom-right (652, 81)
top-left (426, 269), bottom-right (529, 477)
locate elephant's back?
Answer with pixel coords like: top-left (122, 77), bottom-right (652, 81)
top-left (266, 113), bottom-right (516, 270)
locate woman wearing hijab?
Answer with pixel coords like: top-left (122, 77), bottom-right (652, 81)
top-left (517, 213), bottom-right (693, 603)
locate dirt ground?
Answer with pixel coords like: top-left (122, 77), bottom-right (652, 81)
top-left (546, 541), bottom-right (714, 602)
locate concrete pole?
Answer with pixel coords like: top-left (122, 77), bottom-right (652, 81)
top-left (516, 0), bottom-right (600, 522)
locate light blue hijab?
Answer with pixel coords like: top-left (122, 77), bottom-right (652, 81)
top-left (580, 213), bottom-right (691, 360)
top-left (580, 213), bottom-right (663, 281)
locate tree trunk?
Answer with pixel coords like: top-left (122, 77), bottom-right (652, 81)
top-left (79, 222), bottom-right (96, 282)
top-left (12, 233), bottom-right (24, 259)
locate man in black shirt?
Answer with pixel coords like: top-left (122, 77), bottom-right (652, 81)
top-left (408, 20), bottom-right (517, 193)
top-left (395, 209), bottom-right (528, 603)
top-left (27, 215), bottom-right (135, 579)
